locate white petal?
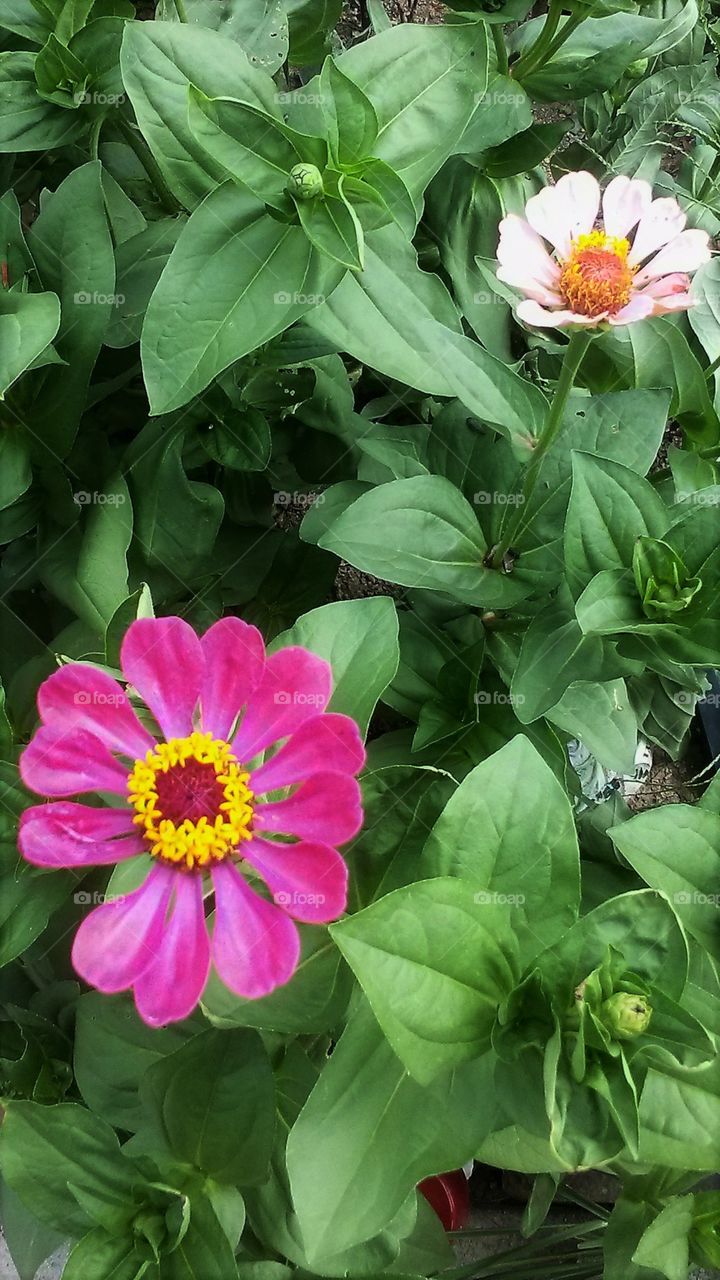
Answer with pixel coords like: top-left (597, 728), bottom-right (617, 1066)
top-left (602, 175), bottom-right (652, 239)
top-left (524, 172), bottom-right (601, 258)
top-left (497, 214), bottom-right (561, 291)
top-left (634, 230), bottom-right (711, 286)
top-left (628, 197), bottom-right (687, 266)
top-left (650, 292), bottom-right (695, 315)
top-left (607, 294), bottom-right (655, 326)
top-left (516, 299), bottom-right (604, 329)
top-left (639, 272), bottom-right (689, 299)
top-left (496, 265), bottom-right (563, 307)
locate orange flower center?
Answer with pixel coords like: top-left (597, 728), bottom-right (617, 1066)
top-left (559, 231), bottom-right (634, 317)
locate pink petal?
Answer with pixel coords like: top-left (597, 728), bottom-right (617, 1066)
top-left (634, 230), bottom-right (711, 286)
top-left (524, 172), bottom-right (600, 258)
top-left (629, 197), bottom-right (687, 266)
top-left (607, 294), bottom-right (655, 326)
top-left (133, 875), bottom-right (210, 1027)
top-left (20, 726), bottom-right (129, 798)
top-left (211, 861), bottom-right (300, 999)
top-left (639, 272), bottom-right (689, 299)
top-left (601, 175), bottom-right (652, 240)
top-left (200, 616), bottom-right (266, 740)
top-left (37, 664), bottom-right (154, 760)
top-left (650, 291), bottom-right (695, 315)
top-left (244, 837), bottom-right (348, 924)
top-left (249, 713), bottom-right (365, 796)
top-left (496, 215), bottom-right (561, 296)
top-left (72, 864), bottom-right (173, 994)
top-left (516, 299), bottom-right (604, 329)
top-left (255, 772), bottom-right (362, 844)
top-left (19, 802), bottom-right (142, 868)
top-left (120, 617), bottom-right (204, 740)
top-left (232, 647), bottom-right (332, 761)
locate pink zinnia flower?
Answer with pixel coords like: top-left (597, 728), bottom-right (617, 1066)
top-left (18, 617), bottom-right (364, 1027)
top-left (497, 171), bottom-right (711, 328)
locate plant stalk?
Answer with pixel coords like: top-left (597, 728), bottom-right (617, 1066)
top-left (492, 25), bottom-right (509, 75)
top-left (118, 118), bottom-right (184, 216)
top-left (512, 0), bottom-right (562, 78)
top-left (490, 329), bottom-right (594, 569)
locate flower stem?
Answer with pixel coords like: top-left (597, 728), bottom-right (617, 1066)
top-left (492, 24), bottom-right (509, 75)
top-left (512, 0), bottom-right (562, 79)
top-left (118, 117), bottom-right (185, 215)
top-left (173, 0), bottom-right (189, 20)
top-left (490, 329), bottom-right (594, 569)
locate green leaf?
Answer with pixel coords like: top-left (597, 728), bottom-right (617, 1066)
top-left (331, 877), bottom-right (520, 1083)
top-left (142, 181), bottom-right (344, 414)
top-left (105, 218), bottom-right (184, 349)
top-left (272, 597), bottom-right (399, 737)
top-left (0, 843), bottom-right (71, 968)
top-left (286, 1000), bottom-right (494, 1262)
top-left (62, 1229), bottom-right (146, 1280)
top-left (632, 1196), bottom-right (693, 1280)
top-left (141, 1028), bottom-right (275, 1186)
top-left (27, 160), bottom-right (115, 457)
top-left (34, 32), bottom-right (88, 108)
top-left (564, 452), bottom-right (668, 598)
top-left (156, 0), bottom-right (289, 74)
top-left (186, 89), bottom-right (318, 208)
top-left (424, 322), bottom-right (548, 455)
top-left (0, 1101), bottom-right (137, 1236)
top-left (129, 421), bottom-right (224, 573)
top-left (74, 474), bottom-right (132, 627)
top-left (319, 57), bottom-right (378, 164)
top-left (315, 475), bottom-right (516, 606)
top-left (638, 1058), bottom-right (720, 1170)
top-left (423, 737), bottom-right (580, 957)
top-left (120, 22), bottom-right (281, 209)
top-left (307, 223), bottom-right (461, 396)
top-left (546, 677), bottom-right (637, 774)
top-left (161, 1195), bottom-right (240, 1280)
top-left (609, 805), bottom-right (720, 962)
top-left (0, 1176), bottom-right (65, 1280)
top-left (296, 187), bottom-right (364, 271)
top-left (74, 992), bottom-right (197, 1132)
top-left (0, 290), bottom-right (60, 400)
top-left (338, 21), bottom-right (489, 198)
top-left (0, 51), bottom-right (83, 151)
top-left (483, 121), bottom-right (570, 177)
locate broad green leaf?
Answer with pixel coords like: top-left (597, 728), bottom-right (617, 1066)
top-left (141, 1029), bottom-right (275, 1186)
top-left (296, 187), bottom-right (364, 271)
top-left (120, 22), bottom-right (280, 208)
top-left (638, 1059), bottom-right (720, 1170)
top-left (62, 1229), bottom-right (145, 1280)
top-left (129, 420), bottom-right (224, 571)
top-left (142, 181), bottom-right (344, 413)
top-left (632, 1196), bottom-right (693, 1280)
top-left (286, 1000), bottom-right (494, 1261)
top-left (0, 843), bottom-right (71, 968)
top-left (315, 475), bottom-right (525, 607)
top-left (156, 0), bottom-right (289, 74)
top-left (74, 992), bottom-right (197, 1132)
top-left (483, 121), bottom-right (570, 177)
top-left (331, 877), bottom-right (520, 1083)
top-left (319, 58), bottom-right (378, 164)
top-left (0, 1101), bottom-right (136, 1237)
top-left (339, 21), bottom-right (489, 198)
top-left (28, 160), bottom-right (115, 457)
top-left (610, 805), bottom-right (720, 962)
top-left (425, 322), bottom-right (548, 455)
top-left (105, 218), bottom-right (184, 349)
top-left (74, 474), bottom-right (132, 627)
top-left (0, 1178), bottom-right (65, 1280)
top-left (272, 597), bottom-right (399, 737)
top-left (0, 290), bottom-right (60, 400)
top-left (564, 452), bottom-right (668, 598)
top-left (306, 223), bottom-right (461, 396)
top-left (546, 678), bottom-right (637, 774)
top-left (161, 1195), bottom-right (240, 1280)
top-left (423, 737), bottom-right (580, 955)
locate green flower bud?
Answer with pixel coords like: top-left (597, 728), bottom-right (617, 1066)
top-left (287, 163), bottom-right (324, 200)
top-left (601, 992), bottom-right (652, 1040)
top-left (633, 537), bottom-right (702, 619)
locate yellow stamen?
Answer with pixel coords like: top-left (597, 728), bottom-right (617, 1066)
top-left (127, 731), bottom-right (254, 871)
top-left (559, 231), bottom-right (634, 317)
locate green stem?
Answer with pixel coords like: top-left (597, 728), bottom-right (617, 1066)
top-left (704, 352), bottom-right (720, 381)
top-left (513, 0), bottom-right (562, 79)
top-left (118, 118), bottom-right (184, 215)
top-left (492, 24), bottom-right (509, 75)
top-left (490, 329), bottom-right (594, 569)
top-left (516, 6), bottom-right (587, 80)
top-left (88, 113), bottom-right (104, 161)
top-left (697, 147), bottom-right (720, 202)
top-left (173, 0), bottom-right (189, 20)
